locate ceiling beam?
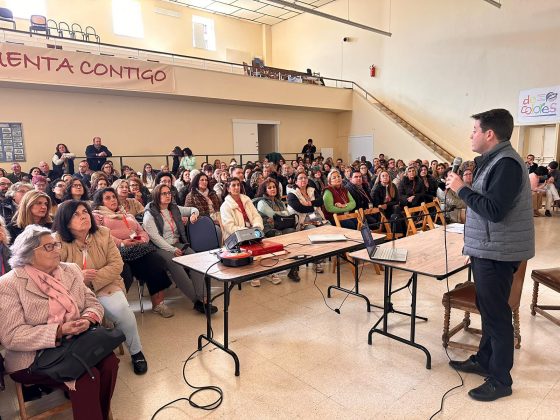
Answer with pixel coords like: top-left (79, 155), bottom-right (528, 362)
top-left (264, 0), bottom-right (392, 37)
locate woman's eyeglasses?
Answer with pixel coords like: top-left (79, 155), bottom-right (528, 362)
top-left (35, 241), bottom-right (62, 252)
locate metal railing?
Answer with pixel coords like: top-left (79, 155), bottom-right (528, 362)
top-left (75, 152), bottom-right (313, 172)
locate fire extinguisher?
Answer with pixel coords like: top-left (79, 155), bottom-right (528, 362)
top-left (370, 65), bottom-right (376, 77)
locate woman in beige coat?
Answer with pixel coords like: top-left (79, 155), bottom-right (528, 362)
top-left (52, 200), bottom-right (148, 375)
top-left (0, 225), bottom-right (118, 420)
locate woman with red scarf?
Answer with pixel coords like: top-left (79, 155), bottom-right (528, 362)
top-left (322, 169), bottom-right (356, 228)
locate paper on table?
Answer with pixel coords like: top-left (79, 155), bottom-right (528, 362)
top-left (445, 223), bottom-right (465, 234)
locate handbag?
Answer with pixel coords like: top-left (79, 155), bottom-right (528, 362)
top-left (29, 326), bottom-right (125, 382)
top-left (119, 242), bottom-right (157, 262)
top-left (273, 214), bottom-right (297, 230)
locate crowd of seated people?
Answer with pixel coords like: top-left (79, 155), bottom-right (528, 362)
top-left (2, 139), bottom-right (558, 415)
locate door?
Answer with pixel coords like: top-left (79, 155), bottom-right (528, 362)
top-left (232, 121), bottom-right (259, 162)
top-left (258, 124), bottom-right (278, 160)
top-left (524, 125), bottom-right (557, 165)
top-left (348, 134), bottom-right (374, 163)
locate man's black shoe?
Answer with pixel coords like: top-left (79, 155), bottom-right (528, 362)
top-left (545, 210), bottom-right (552, 217)
top-left (449, 356), bottom-right (488, 377)
top-left (468, 377), bottom-right (512, 402)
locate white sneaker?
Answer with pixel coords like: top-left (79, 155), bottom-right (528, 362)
top-left (314, 263), bottom-right (324, 273)
top-left (267, 274), bottom-right (282, 285)
top-left (152, 303), bottom-right (174, 318)
top-left (251, 279), bottom-right (261, 287)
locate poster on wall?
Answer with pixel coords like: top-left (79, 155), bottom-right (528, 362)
top-left (518, 85), bottom-right (560, 124)
top-left (0, 123), bottom-right (25, 162)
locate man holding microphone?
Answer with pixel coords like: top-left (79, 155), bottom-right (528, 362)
top-left (446, 109), bottom-right (534, 401)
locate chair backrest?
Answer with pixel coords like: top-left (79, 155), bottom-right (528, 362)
top-left (85, 25), bottom-right (97, 35)
top-left (424, 198), bottom-right (446, 226)
top-left (403, 203), bottom-right (435, 235)
top-left (47, 19), bottom-right (58, 31)
top-left (187, 216), bottom-right (220, 252)
top-left (359, 207), bottom-right (385, 235)
top-left (333, 211), bottom-right (362, 230)
top-left (0, 7), bottom-right (14, 19)
top-left (509, 260), bottom-right (527, 310)
top-left (59, 21), bottom-right (71, 31)
top-left (72, 22), bottom-right (83, 32)
top-left (30, 14), bottom-right (47, 26)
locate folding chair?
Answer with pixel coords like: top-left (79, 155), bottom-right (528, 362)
top-left (29, 15), bottom-right (49, 37)
top-left (0, 7), bottom-right (16, 30)
top-left (332, 211), bottom-right (362, 275)
top-left (424, 198), bottom-right (446, 226)
top-left (403, 203), bottom-right (434, 236)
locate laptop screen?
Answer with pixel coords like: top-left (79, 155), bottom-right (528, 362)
top-left (360, 226), bottom-right (377, 256)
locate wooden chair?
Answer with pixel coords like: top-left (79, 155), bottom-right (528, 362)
top-left (424, 198), bottom-right (446, 226)
top-left (361, 207), bottom-right (403, 240)
top-left (332, 211), bottom-right (362, 275)
top-left (530, 267), bottom-right (560, 327)
top-left (403, 203), bottom-right (434, 236)
top-left (441, 261), bottom-right (527, 351)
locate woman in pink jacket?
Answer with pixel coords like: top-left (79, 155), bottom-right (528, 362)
top-left (91, 188), bottom-right (173, 318)
top-left (0, 225), bottom-right (118, 420)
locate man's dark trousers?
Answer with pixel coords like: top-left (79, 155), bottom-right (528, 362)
top-left (471, 256), bottom-right (520, 387)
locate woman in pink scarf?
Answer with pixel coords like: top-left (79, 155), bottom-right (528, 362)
top-left (0, 225), bottom-right (118, 420)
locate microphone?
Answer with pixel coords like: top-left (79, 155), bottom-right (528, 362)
top-left (451, 157), bottom-right (463, 174)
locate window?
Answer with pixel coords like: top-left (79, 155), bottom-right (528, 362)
top-left (112, 0), bottom-right (144, 38)
top-left (192, 16), bottom-right (216, 51)
top-left (6, 0), bottom-right (47, 19)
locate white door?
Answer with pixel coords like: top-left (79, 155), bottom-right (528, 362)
top-left (232, 121), bottom-right (259, 160)
top-left (348, 134), bottom-right (374, 163)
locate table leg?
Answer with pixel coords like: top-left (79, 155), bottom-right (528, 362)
top-left (327, 255), bottom-right (382, 312)
top-left (197, 280), bottom-right (241, 376)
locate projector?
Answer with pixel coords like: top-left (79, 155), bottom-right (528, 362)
top-left (224, 228), bottom-right (265, 251)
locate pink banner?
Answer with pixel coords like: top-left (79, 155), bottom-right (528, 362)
top-left (0, 43), bottom-right (175, 93)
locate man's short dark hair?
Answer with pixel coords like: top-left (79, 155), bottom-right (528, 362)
top-left (549, 161), bottom-right (558, 170)
top-left (308, 139), bottom-right (313, 143)
top-left (471, 108), bottom-right (514, 142)
top-left (154, 171), bottom-right (173, 185)
top-left (53, 200), bottom-right (98, 243)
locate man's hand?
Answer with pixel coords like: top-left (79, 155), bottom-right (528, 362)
top-left (407, 196), bottom-right (415, 203)
top-left (446, 172), bottom-right (465, 193)
top-left (174, 248), bottom-right (184, 257)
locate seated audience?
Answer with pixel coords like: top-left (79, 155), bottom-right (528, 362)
top-left (398, 166), bottom-right (425, 208)
top-left (322, 169), bottom-right (357, 228)
top-left (92, 188), bottom-right (173, 317)
top-left (371, 170), bottom-right (402, 233)
top-left (0, 177), bottom-right (12, 200)
top-left (419, 164), bottom-right (438, 202)
top-left (129, 177), bottom-right (151, 206)
top-left (112, 179), bottom-right (144, 217)
top-left (253, 177), bottom-right (298, 284)
top-left (31, 175), bottom-right (48, 193)
top-left (213, 169), bottom-right (229, 197)
top-left (143, 184), bottom-right (214, 315)
top-left (0, 225), bottom-right (118, 419)
top-left (101, 162), bottom-right (118, 184)
top-left (62, 178), bottom-right (90, 202)
top-left (544, 161), bottom-right (560, 217)
top-left (155, 171), bottom-right (180, 204)
top-left (48, 179), bottom-right (66, 209)
top-left (185, 171), bottom-right (221, 222)
top-left (53, 200), bottom-right (148, 375)
top-left (51, 143), bottom-right (75, 178)
top-left (74, 160), bottom-right (92, 187)
top-left (221, 177), bottom-right (264, 286)
top-left (0, 216), bottom-right (10, 273)
top-left (7, 190), bottom-right (53, 243)
top-left (8, 163), bottom-right (30, 184)
top-left (141, 163), bottom-right (157, 192)
top-left (89, 174), bottom-right (109, 197)
top-left (0, 182), bottom-right (32, 223)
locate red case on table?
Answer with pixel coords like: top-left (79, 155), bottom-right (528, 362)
top-left (240, 241), bottom-right (284, 256)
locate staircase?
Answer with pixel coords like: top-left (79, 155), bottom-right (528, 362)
top-left (353, 83), bottom-right (455, 163)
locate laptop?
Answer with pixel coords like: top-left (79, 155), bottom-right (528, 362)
top-left (308, 234), bottom-right (347, 244)
top-left (360, 226), bottom-right (408, 262)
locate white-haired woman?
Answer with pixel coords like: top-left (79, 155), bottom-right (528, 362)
top-left (0, 225), bottom-right (118, 419)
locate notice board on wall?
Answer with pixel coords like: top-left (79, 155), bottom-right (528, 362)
top-left (0, 123), bottom-right (25, 162)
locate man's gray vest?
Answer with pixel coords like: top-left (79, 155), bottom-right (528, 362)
top-left (463, 141), bottom-right (535, 262)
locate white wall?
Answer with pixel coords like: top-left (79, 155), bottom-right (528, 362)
top-left (271, 0), bottom-right (560, 160)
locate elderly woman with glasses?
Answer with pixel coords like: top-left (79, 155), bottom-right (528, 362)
top-left (52, 201), bottom-right (148, 375)
top-left (111, 179), bottom-right (144, 217)
top-left (0, 225), bottom-right (118, 419)
top-left (7, 190), bottom-right (53, 244)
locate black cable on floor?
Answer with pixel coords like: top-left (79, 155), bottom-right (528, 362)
top-left (429, 190), bottom-right (465, 419)
top-left (151, 261), bottom-right (224, 419)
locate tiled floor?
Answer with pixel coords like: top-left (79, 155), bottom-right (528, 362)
top-left (1, 215), bottom-right (559, 419)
